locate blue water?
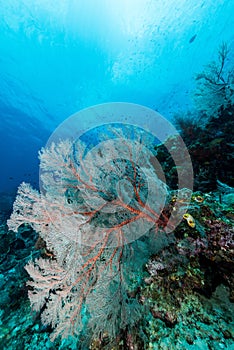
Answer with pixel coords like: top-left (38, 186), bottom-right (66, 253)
top-left (0, 0), bottom-right (234, 194)
top-left (1, 2), bottom-right (234, 350)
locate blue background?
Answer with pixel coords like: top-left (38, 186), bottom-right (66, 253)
top-left (0, 0), bottom-right (233, 193)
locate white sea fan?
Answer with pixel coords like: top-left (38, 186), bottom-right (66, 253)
top-left (8, 129), bottom-right (169, 343)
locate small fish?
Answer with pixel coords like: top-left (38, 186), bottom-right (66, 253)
top-left (192, 195), bottom-right (204, 203)
top-left (183, 213), bottom-right (196, 228)
top-left (189, 34), bottom-right (197, 44)
top-left (171, 195), bottom-right (188, 204)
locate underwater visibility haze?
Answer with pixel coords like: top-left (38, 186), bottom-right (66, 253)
top-left (0, 1), bottom-right (234, 349)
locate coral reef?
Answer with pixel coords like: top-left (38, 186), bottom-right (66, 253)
top-left (1, 44), bottom-right (234, 350)
top-left (156, 99), bottom-right (234, 193)
top-left (144, 285), bottom-right (234, 350)
top-left (1, 183), bottom-right (234, 349)
top-left (140, 188), bottom-right (234, 349)
top-left (157, 44), bottom-right (234, 192)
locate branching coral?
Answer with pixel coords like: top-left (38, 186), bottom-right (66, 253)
top-left (193, 42), bottom-right (234, 119)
